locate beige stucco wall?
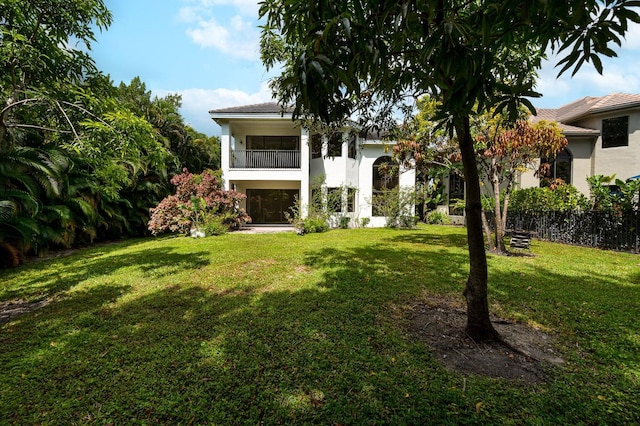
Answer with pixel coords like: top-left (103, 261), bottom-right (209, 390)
top-left (567, 137), bottom-right (596, 194)
top-left (572, 111), bottom-right (640, 182)
top-left (518, 136), bottom-right (596, 195)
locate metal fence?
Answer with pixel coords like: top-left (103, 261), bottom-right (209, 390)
top-left (504, 210), bottom-right (640, 253)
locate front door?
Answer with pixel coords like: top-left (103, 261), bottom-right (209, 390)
top-left (246, 189), bottom-right (299, 224)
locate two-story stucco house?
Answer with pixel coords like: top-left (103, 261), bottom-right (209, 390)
top-left (209, 102), bottom-right (415, 227)
top-left (521, 92), bottom-right (640, 194)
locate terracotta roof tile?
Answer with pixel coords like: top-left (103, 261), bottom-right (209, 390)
top-left (555, 93), bottom-right (640, 122)
top-left (530, 108), bottom-right (558, 122)
top-left (529, 93), bottom-right (640, 136)
top-left (530, 108), bottom-right (599, 136)
top-left (589, 93), bottom-right (640, 113)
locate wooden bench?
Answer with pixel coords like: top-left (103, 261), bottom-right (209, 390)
top-left (507, 229), bottom-right (536, 250)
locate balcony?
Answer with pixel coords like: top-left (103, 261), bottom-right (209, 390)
top-left (231, 150), bottom-right (300, 169)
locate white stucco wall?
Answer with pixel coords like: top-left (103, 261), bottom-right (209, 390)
top-left (358, 141), bottom-right (415, 227)
top-left (217, 116), bottom-right (415, 227)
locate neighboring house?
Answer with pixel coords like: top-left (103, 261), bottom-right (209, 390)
top-left (522, 92), bottom-right (640, 195)
top-left (209, 102), bottom-right (415, 227)
top-left (439, 93), bottom-right (640, 219)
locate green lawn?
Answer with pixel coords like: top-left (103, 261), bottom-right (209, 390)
top-left (1, 226), bottom-right (638, 424)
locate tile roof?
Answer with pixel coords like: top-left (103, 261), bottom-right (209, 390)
top-left (530, 93), bottom-right (640, 136)
top-left (530, 108), bottom-right (599, 136)
top-left (209, 102), bottom-right (294, 115)
top-left (556, 93), bottom-right (640, 122)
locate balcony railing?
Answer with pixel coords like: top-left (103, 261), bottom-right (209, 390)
top-left (231, 150), bottom-right (300, 169)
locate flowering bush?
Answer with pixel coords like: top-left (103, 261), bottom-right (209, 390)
top-left (148, 169), bottom-right (250, 235)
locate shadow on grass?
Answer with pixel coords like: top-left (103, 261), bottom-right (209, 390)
top-left (0, 239), bottom-right (211, 302)
top-left (1, 229), bottom-right (639, 424)
top-left (386, 227), bottom-right (469, 248)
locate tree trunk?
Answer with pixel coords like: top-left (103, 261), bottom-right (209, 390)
top-left (481, 209), bottom-right (495, 252)
top-left (455, 116), bottom-right (500, 342)
top-left (501, 177), bottom-right (514, 238)
top-left (492, 167), bottom-right (506, 253)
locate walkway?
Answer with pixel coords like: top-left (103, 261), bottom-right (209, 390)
top-left (235, 225), bottom-right (295, 234)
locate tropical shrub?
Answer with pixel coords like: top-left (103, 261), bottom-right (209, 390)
top-left (148, 169), bottom-right (250, 235)
top-left (359, 217), bottom-right (371, 228)
top-left (299, 217), bottom-right (330, 234)
top-left (370, 187), bottom-right (417, 228)
top-left (338, 216), bottom-right (351, 229)
top-left (510, 184), bottom-right (589, 214)
top-left (285, 177), bottom-right (335, 235)
top-left (202, 214), bottom-right (231, 236)
top-left (286, 200), bottom-right (330, 235)
top-left (426, 210), bottom-right (451, 225)
top-left (587, 174), bottom-right (640, 214)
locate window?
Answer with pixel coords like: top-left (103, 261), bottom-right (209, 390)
top-left (327, 187), bottom-right (342, 212)
top-left (448, 173), bottom-right (464, 216)
top-left (347, 188), bottom-right (356, 212)
top-left (246, 189), bottom-right (299, 224)
top-left (602, 116), bottom-right (629, 148)
top-left (348, 133), bottom-right (357, 159)
top-left (372, 156), bottom-right (399, 216)
top-left (372, 156), bottom-right (398, 191)
top-left (247, 136), bottom-right (300, 150)
top-left (543, 148), bottom-right (572, 185)
top-left (328, 132), bottom-right (342, 157)
top-left (311, 133), bottom-right (322, 159)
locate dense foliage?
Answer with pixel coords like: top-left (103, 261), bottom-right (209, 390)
top-left (393, 97), bottom-right (568, 252)
top-left (0, 1), bottom-right (220, 266)
top-left (510, 185), bottom-right (591, 214)
top-left (371, 187), bottom-right (418, 228)
top-left (286, 178), bottom-right (337, 235)
top-left (148, 169), bottom-right (250, 236)
top-left (587, 174), bottom-right (640, 214)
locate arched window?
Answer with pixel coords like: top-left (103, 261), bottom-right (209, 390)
top-left (543, 148), bottom-right (572, 185)
top-left (372, 156), bottom-right (398, 190)
top-left (372, 156), bottom-right (399, 215)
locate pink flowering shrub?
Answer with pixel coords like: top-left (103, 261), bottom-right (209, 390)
top-left (148, 169), bottom-right (251, 235)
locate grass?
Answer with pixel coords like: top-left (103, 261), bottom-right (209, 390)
top-left (0, 225), bottom-right (638, 424)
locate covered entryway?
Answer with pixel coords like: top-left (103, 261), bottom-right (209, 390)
top-left (246, 189), bottom-right (299, 224)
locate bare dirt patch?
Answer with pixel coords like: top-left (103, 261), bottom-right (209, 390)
top-left (406, 295), bottom-right (564, 382)
top-left (0, 299), bottom-right (50, 326)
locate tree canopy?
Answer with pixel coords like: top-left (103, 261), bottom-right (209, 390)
top-left (0, 1), bottom-right (220, 266)
top-left (259, 0), bottom-right (640, 341)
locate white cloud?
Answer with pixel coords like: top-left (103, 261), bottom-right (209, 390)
top-left (179, 0), bottom-right (260, 61)
top-left (154, 83), bottom-right (275, 134)
top-left (207, 0), bottom-right (260, 16)
top-left (178, 0), bottom-right (260, 23)
top-left (177, 6), bottom-right (200, 23)
top-left (620, 23), bottom-right (640, 51)
top-left (575, 64), bottom-right (640, 93)
top-left (535, 39), bottom-right (640, 108)
top-left (185, 15), bottom-right (259, 60)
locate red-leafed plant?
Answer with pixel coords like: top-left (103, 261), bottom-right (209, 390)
top-left (148, 169), bottom-right (250, 235)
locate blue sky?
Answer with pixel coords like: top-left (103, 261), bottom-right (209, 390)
top-left (91, 0), bottom-right (640, 136)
